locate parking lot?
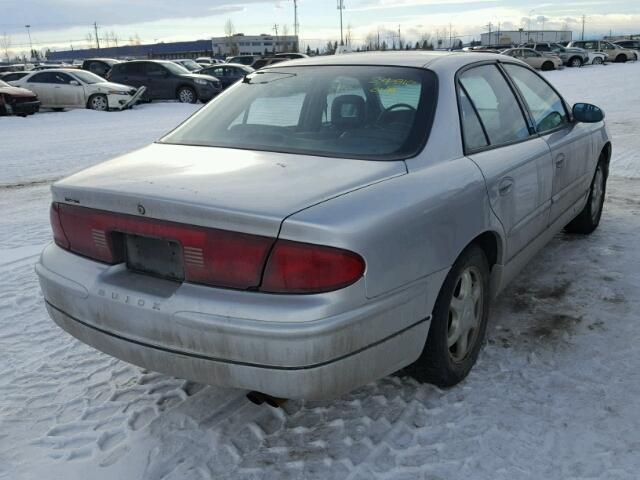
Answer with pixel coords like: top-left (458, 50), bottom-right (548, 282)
top-left (1, 61), bottom-right (640, 479)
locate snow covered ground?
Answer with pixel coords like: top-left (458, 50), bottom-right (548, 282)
top-left (1, 62), bottom-right (639, 480)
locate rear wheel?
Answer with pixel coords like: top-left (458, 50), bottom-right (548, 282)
top-left (541, 61), bottom-right (554, 71)
top-left (88, 94), bottom-right (108, 111)
top-left (569, 56), bottom-right (583, 67)
top-left (404, 245), bottom-right (490, 387)
top-left (615, 54), bottom-right (627, 63)
top-left (177, 86), bottom-right (197, 104)
top-left (565, 161), bottom-right (607, 234)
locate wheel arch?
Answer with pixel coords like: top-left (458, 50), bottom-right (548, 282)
top-left (600, 141), bottom-right (612, 177)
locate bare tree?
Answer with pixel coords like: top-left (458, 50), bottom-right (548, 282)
top-left (86, 31), bottom-right (95, 49)
top-left (0, 32), bottom-right (11, 62)
top-left (224, 18), bottom-right (238, 55)
top-left (345, 23), bottom-right (353, 47)
top-left (129, 33), bottom-right (141, 46)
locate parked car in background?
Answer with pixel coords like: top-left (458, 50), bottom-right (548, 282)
top-left (615, 40), bottom-right (640, 51)
top-left (81, 58), bottom-right (120, 78)
top-left (586, 51), bottom-right (608, 65)
top-left (0, 79), bottom-right (40, 116)
top-left (274, 53), bottom-right (309, 59)
top-left (107, 60), bottom-right (221, 103)
top-left (195, 57), bottom-right (223, 66)
top-left (225, 55), bottom-right (255, 66)
top-left (12, 69), bottom-right (144, 111)
top-left (0, 71), bottom-right (29, 82)
top-left (569, 40), bottom-right (637, 62)
top-left (172, 59), bottom-right (202, 72)
top-left (197, 63), bottom-right (254, 90)
top-left (519, 42), bottom-right (589, 67)
top-left (251, 57), bottom-right (286, 70)
top-left (0, 64), bottom-right (27, 73)
top-left (38, 52), bottom-right (611, 400)
top-left (613, 44), bottom-right (639, 61)
top-left (502, 48), bottom-right (563, 70)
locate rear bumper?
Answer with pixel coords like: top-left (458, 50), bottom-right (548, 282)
top-left (37, 243), bottom-right (436, 399)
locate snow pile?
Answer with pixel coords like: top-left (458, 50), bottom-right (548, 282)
top-left (1, 63), bottom-right (640, 480)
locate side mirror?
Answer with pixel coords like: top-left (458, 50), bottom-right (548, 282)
top-left (69, 80), bottom-right (80, 86)
top-left (572, 103), bottom-right (604, 123)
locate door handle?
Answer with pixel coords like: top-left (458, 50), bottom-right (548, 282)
top-left (498, 177), bottom-right (514, 196)
top-left (555, 153), bottom-right (566, 168)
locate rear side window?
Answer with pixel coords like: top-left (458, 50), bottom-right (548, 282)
top-left (458, 88), bottom-right (489, 151)
top-left (458, 64), bottom-right (530, 148)
top-left (113, 63), bottom-right (140, 75)
top-left (503, 64), bottom-right (568, 134)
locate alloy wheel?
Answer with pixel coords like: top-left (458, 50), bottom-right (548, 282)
top-left (178, 88), bottom-right (195, 103)
top-left (91, 95), bottom-right (108, 111)
top-left (447, 266), bottom-right (483, 362)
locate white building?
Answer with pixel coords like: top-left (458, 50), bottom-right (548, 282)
top-left (481, 30), bottom-right (572, 46)
top-left (211, 34), bottom-right (299, 56)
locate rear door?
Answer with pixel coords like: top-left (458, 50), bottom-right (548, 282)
top-left (144, 62), bottom-right (172, 99)
top-left (458, 63), bottom-right (554, 260)
top-left (503, 64), bottom-right (593, 226)
top-left (24, 72), bottom-right (55, 105)
top-left (114, 62), bottom-right (143, 89)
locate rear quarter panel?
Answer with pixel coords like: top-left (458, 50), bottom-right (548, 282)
top-left (280, 156), bottom-right (502, 300)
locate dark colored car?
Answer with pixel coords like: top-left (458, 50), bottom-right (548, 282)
top-left (0, 71), bottom-right (29, 82)
top-left (0, 80), bottom-right (40, 116)
top-left (82, 58), bottom-right (120, 78)
top-left (250, 57), bottom-right (286, 70)
top-left (616, 40), bottom-right (640, 51)
top-left (197, 63), bottom-right (254, 89)
top-left (225, 55), bottom-right (255, 66)
top-left (107, 60), bottom-right (222, 103)
top-left (274, 53), bottom-right (309, 59)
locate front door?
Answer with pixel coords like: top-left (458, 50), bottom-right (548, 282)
top-left (458, 63), bottom-right (554, 260)
top-left (50, 72), bottom-right (85, 107)
top-left (503, 64), bottom-right (594, 225)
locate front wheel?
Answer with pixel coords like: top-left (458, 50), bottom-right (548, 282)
top-left (88, 94), bottom-right (108, 111)
top-left (569, 56), bottom-right (583, 67)
top-left (404, 245), bottom-right (490, 387)
top-left (542, 61), bottom-right (554, 71)
top-left (177, 87), bottom-right (197, 104)
top-left (565, 162), bottom-right (607, 234)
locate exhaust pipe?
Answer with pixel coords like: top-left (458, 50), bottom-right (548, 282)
top-left (246, 391), bottom-right (287, 408)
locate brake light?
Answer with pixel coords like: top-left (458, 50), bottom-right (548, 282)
top-left (50, 203), bottom-right (69, 249)
top-left (50, 203), bottom-right (365, 293)
top-left (261, 240), bottom-right (365, 293)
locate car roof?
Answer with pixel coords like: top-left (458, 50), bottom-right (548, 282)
top-left (26, 68), bottom-right (82, 74)
top-left (267, 51), bottom-right (520, 71)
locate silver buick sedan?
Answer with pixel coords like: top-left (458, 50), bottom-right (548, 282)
top-left (37, 52), bottom-right (611, 400)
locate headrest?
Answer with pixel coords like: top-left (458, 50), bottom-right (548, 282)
top-left (331, 95), bottom-right (366, 129)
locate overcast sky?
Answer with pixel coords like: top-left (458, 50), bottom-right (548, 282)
top-left (2, 0), bottom-right (639, 54)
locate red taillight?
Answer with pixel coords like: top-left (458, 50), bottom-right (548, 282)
top-left (261, 240), bottom-right (365, 293)
top-left (50, 203), bottom-right (365, 293)
top-left (50, 203), bottom-right (70, 249)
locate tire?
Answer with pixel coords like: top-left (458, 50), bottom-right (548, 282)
top-left (592, 57), bottom-right (603, 65)
top-left (569, 56), bottom-right (583, 67)
top-left (177, 86), bottom-right (197, 104)
top-left (87, 94), bottom-right (108, 111)
top-left (615, 54), bottom-right (626, 63)
top-left (52, 108), bottom-right (65, 112)
top-left (404, 245), bottom-right (490, 387)
top-left (564, 160), bottom-right (607, 234)
top-left (541, 61), bottom-right (554, 71)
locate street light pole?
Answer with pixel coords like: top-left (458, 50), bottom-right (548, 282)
top-left (24, 24), bottom-right (33, 58)
top-left (528, 9), bottom-right (535, 42)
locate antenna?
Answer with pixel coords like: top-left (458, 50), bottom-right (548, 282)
top-left (337, 0), bottom-right (345, 46)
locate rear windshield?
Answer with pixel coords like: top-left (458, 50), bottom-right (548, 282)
top-left (160, 65), bottom-right (437, 160)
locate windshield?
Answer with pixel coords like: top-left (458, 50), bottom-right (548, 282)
top-left (163, 62), bottom-right (190, 75)
top-left (71, 70), bottom-right (105, 84)
top-left (161, 66), bottom-right (437, 160)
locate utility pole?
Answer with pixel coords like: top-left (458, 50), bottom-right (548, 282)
top-left (581, 15), bottom-right (586, 40)
top-left (292, 0), bottom-right (300, 52)
top-left (398, 24), bottom-right (401, 49)
top-left (273, 24), bottom-right (279, 53)
top-left (337, 0), bottom-right (345, 46)
top-left (24, 25), bottom-right (33, 58)
top-left (449, 23), bottom-right (452, 50)
top-left (93, 22), bottom-right (100, 50)
top-left (486, 22), bottom-right (492, 45)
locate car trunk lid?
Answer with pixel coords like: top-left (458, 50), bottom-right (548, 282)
top-left (52, 143), bottom-right (406, 238)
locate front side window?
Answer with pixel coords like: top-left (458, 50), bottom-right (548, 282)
top-left (71, 70), bottom-right (103, 84)
top-left (504, 64), bottom-right (568, 133)
top-left (458, 64), bottom-right (530, 147)
top-left (161, 66), bottom-right (437, 160)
